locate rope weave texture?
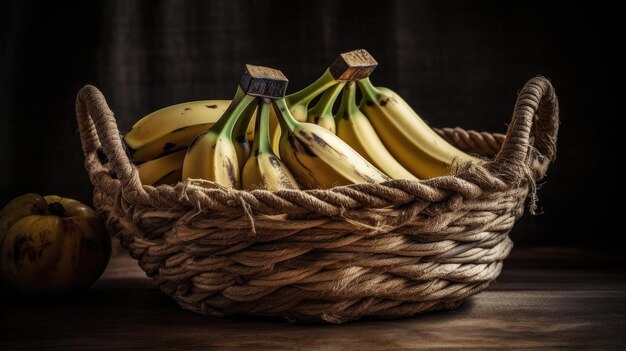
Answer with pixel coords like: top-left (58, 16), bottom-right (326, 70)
top-left (76, 76), bottom-right (559, 322)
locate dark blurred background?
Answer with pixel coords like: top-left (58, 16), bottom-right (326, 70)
top-left (0, 1), bottom-right (617, 246)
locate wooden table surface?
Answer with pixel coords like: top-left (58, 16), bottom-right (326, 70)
top-left (2, 247), bottom-right (625, 350)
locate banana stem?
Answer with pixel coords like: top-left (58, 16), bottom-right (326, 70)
top-left (251, 98), bottom-right (273, 154)
top-left (309, 82), bottom-right (345, 118)
top-left (356, 77), bottom-right (381, 106)
top-left (233, 85), bottom-right (246, 102)
top-left (273, 99), bottom-right (299, 132)
top-left (211, 87), bottom-right (256, 136)
top-left (232, 99), bottom-right (256, 141)
top-left (337, 81), bottom-right (360, 119)
top-left (286, 69), bottom-right (338, 107)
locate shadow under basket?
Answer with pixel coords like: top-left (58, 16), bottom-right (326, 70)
top-left (75, 76), bottom-right (559, 323)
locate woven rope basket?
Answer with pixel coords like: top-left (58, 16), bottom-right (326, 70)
top-left (75, 76), bottom-right (559, 323)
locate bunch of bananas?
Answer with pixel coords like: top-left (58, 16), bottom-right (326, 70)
top-left (124, 49), bottom-right (480, 190)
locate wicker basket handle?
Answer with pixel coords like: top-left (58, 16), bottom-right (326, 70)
top-left (490, 76), bottom-right (559, 184)
top-left (75, 85), bottom-right (147, 202)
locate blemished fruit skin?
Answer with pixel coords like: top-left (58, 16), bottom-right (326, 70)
top-left (182, 89), bottom-right (256, 188)
top-left (274, 99), bottom-right (389, 189)
top-left (183, 130), bottom-right (242, 187)
top-left (0, 194), bottom-right (111, 293)
top-left (124, 100), bottom-right (232, 162)
top-left (358, 78), bottom-right (480, 179)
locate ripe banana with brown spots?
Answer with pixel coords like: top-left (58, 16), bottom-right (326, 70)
top-left (123, 99), bottom-right (235, 162)
top-left (182, 88), bottom-right (255, 188)
top-left (274, 99), bottom-right (389, 189)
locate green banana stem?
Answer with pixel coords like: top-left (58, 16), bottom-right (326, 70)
top-left (336, 81), bottom-right (360, 119)
top-left (251, 98), bottom-right (273, 154)
top-left (210, 86), bottom-right (256, 136)
top-left (273, 99), bottom-right (299, 132)
top-left (309, 82), bottom-right (345, 118)
top-left (232, 99), bottom-right (256, 141)
top-left (233, 85), bottom-right (246, 102)
top-left (356, 77), bottom-right (382, 106)
top-left (286, 69), bottom-right (338, 107)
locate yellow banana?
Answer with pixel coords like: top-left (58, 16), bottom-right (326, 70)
top-left (182, 88), bottom-right (255, 188)
top-left (136, 149), bottom-right (185, 185)
top-left (242, 99), bottom-right (299, 191)
top-left (306, 82), bottom-right (345, 133)
top-left (358, 78), bottom-right (480, 178)
top-left (335, 82), bottom-right (418, 180)
top-left (154, 168), bottom-right (182, 186)
top-left (274, 99), bottom-right (389, 189)
top-left (124, 99), bottom-right (232, 162)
